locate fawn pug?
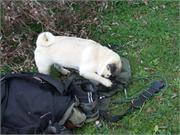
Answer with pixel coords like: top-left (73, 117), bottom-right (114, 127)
top-left (34, 32), bottom-right (122, 87)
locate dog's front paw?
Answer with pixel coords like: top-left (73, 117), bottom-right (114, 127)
top-left (103, 79), bottom-right (112, 87)
top-left (62, 69), bottom-right (71, 75)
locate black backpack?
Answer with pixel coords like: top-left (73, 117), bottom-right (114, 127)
top-left (1, 72), bottom-right (96, 134)
top-left (0, 58), bottom-right (134, 134)
top-left (3, 58), bottom-right (150, 133)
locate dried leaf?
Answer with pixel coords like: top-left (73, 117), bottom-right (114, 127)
top-left (171, 92), bottom-right (178, 99)
top-left (146, 107), bottom-right (156, 113)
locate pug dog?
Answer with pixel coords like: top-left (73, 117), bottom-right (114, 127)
top-left (34, 32), bottom-right (122, 87)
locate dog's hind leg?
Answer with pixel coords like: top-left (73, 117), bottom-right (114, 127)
top-left (35, 56), bottom-right (52, 74)
top-left (54, 64), bottom-right (70, 75)
top-left (36, 63), bottom-right (51, 74)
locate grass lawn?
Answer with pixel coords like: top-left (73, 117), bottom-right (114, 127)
top-left (1, 1), bottom-right (179, 135)
top-left (75, 1), bottom-right (179, 134)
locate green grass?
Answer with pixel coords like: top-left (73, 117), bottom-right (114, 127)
top-left (1, 1), bottom-right (179, 134)
top-left (75, 1), bottom-right (180, 134)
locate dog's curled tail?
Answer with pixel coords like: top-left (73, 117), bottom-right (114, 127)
top-left (36, 32), bottom-right (55, 47)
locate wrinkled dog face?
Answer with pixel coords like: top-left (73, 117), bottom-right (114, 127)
top-left (107, 63), bottom-right (118, 77)
top-left (101, 60), bottom-right (121, 78)
top-left (101, 65), bottom-right (112, 78)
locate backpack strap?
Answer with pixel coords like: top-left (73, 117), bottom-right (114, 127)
top-left (2, 72), bottom-right (65, 94)
top-left (100, 80), bottom-right (165, 122)
top-left (35, 73), bottom-right (65, 94)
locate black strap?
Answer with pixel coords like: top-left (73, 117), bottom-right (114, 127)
top-left (132, 80), bottom-right (165, 108)
top-left (2, 72), bottom-right (65, 94)
top-left (101, 80), bottom-right (165, 122)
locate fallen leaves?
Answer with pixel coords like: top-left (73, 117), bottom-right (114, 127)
top-left (146, 107), bottom-right (157, 113)
top-left (171, 92), bottom-right (178, 99)
top-left (1, 1), bottom-right (103, 72)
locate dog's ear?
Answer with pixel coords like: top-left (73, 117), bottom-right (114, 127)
top-left (107, 63), bottom-right (116, 73)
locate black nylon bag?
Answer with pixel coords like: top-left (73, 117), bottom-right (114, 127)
top-left (1, 72), bottom-right (73, 134)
